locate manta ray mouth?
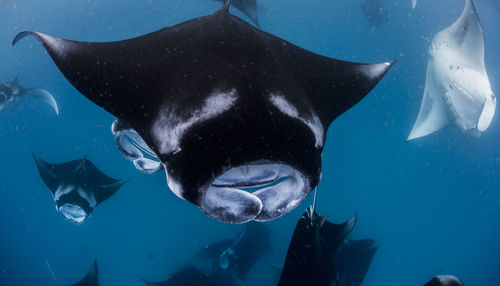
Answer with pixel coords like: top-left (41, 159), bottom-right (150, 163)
top-left (58, 204), bottom-right (88, 224)
top-left (201, 163), bottom-right (310, 223)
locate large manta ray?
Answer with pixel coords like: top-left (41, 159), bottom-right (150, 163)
top-left (14, 1), bottom-right (393, 223)
top-left (32, 154), bottom-right (128, 224)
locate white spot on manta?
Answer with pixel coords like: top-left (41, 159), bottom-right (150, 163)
top-left (152, 89), bottom-right (238, 154)
top-left (269, 93), bottom-right (324, 147)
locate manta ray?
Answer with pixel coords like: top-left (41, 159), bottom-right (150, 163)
top-left (412, 0), bottom-right (417, 9)
top-left (277, 203), bottom-right (357, 286)
top-left (334, 239), bottom-right (379, 286)
top-left (408, 0), bottom-right (496, 140)
top-left (32, 154), bottom-right (128, 224)
top-left (14, 0), bottom-right (393, 223)
top-left (72, 260), bottom-right (99, 286)
top-left (424, 275), bottom-right (464, 286)
top-left (142, 223), bottom-right (271, 285)
top-left (0, 77), bottom-right (58, 114)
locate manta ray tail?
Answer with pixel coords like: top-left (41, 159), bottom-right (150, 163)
top-left (24, 88), bottom-right (59, 115)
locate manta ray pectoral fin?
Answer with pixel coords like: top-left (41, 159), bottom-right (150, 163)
top-left (408, 65), bottom-right (450, 141)
top-left (72, 260), bottom-right (98, 286)
top-left (94, 179), bottom-right (129, 205)
top-left (443, 0), bottom-right (485, 70)
top-left (322, 213), bottom-right (357, 251)
top-left (412, 0), bottom-right (417, 9)
top-left (478, 94), bottom-right (496, 131)
top-left (24, 88), bottom-right (59, 115)
top-left (31, 152), bottom-right (61, 194)
top-left (283, 48), bottom-right (396, 126)
top-left (13, 30), bottom-right (139, 119)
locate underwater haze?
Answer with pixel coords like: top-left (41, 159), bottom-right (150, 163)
top-left (1, 0), bottom-right (499, 285)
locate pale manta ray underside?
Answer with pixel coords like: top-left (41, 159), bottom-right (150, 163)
top-left (0, 77), bottom-right (58, 114)
top-left (408, 0), bottom-right (496, 140)
top-left (14, 1), bottom-right (393, 223)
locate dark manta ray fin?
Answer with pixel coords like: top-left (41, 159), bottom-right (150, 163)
top-left (80, 158), bottom-right (129, 205)
top-left (31, 153), bottom-right (82, 195)
top-left (335, 239), bottom-right (378, 286)
top-left (11, 22), bottom-right (393, 147)
top-left (273, 43), bottom-right (395, 127)
top-left (72, 260), bottom-right (99, 286)
top-left (310, 207), bottom-right (357, 254)
top-left (278, 207), bottom-right (357, 286)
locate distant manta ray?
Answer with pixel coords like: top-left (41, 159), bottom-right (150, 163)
top-left (408, 0), bottom-right (496, 140)
top-left (142, 223), bottom-right (271, 285)
top-left (277, 200), bottom-right (378, 286)
top-left (32, 154), bottom-right (128, 224)
top-left (0, 77), bottom-right (58, 115)
top-left (14, 0), bottom-right (393, 223)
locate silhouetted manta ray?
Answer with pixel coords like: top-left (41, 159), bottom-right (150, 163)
top-left (277, 204), bottom-right (357, 286)
top-left (14, 0), bottom-right (393, 223)
top-left (214, 0), bottom-right (259, 27)
top-left (32, 154), bottom-right (128, 224)
top-left (0, 77), bottom-right (58, 114)
top-left (334, 239), bottom-right (378, 286)
top-left (142, 222), bottom-right (271, 285)
top-left (72, 260), bottom-right (99, 286)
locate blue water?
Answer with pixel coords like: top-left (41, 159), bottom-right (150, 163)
top-left (0, 0), bottom-right (499, 285)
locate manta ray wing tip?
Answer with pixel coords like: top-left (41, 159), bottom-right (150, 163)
top-left (12, 31), bottom-right (35, 46)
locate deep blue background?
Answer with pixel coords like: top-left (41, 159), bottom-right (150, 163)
top-left (0, 0), bottom-right (499, 285)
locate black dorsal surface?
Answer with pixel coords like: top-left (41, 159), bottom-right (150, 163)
top-left (15, 8), bottom-right (393, 223)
